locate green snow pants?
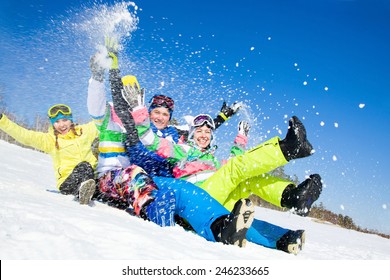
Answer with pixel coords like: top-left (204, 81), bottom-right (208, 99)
top-left (200, 136), bottom-right (292, 211)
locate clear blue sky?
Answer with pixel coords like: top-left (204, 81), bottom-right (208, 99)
top-left (1, 0), bottom-right (390, 234)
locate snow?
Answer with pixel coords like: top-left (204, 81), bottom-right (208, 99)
top-left (1, 139), bottom-right (389, 278)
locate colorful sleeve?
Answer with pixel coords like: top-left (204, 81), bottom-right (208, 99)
top-left (230, 134), bottom-right (247, 157)
top-left (131, 107), bottom-right (189, 163)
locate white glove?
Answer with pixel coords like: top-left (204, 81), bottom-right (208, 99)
top-left (121, 84), bottom-right (145, 109)
top-left (238, 120), bottom-right (250, 137)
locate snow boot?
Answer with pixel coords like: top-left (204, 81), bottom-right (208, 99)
top-left (78, 179), bottom-right (96, 205)
top-left (281, 174), bottom-right (322, 216)
top-left (279, 116), bottom-right (314, 161)
top-left (276, 230), bottom-right (305, 255)
top-left (211, 198), bottom-right (255, 247)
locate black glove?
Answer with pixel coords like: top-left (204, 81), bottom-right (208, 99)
top-left (213, 101), bottom-right (242, 130)
top-left (90, 54), bottom-right (105, 82)
top-left (219, 101), bottom-right (242, 120)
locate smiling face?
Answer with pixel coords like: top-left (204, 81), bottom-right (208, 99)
top-left (193, 124), bottom-right (212, 149)
top-left (150, 107), bottom-right (171, 130)
top-left (53, 118), bottom-right (72, 135)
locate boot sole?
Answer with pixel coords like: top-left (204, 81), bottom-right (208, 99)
top-left (294, 174), bottom-right (322, 216)
top-left (230, 199), bottom-right (255, 247)
top-left (79, 179), bottom-right (96, 205)
top-left (287, 230), bottom-right (306, 255)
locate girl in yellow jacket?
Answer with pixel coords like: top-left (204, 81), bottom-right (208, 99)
top-left (0, 104), bottom-right (98, 204)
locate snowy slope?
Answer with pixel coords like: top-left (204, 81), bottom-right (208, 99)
top-left (1, 139), bottom-right (390, 261)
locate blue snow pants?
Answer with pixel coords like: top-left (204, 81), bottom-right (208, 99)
top-left (146, 177), bottom-right (230, 242)
top-left (246, 219), bottom-right (290, 249)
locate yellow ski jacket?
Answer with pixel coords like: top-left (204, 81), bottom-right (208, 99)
top-left (0, 114), bottom-right (98, 189)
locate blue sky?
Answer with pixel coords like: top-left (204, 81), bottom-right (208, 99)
top-left (1, 0), bottom-right (390, 234)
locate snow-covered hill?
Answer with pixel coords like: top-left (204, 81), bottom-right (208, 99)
top-left (1, 139), bottom-right (389, 278)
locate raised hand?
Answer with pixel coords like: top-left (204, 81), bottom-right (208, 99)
top-left (105, 37), bottom-right (119, 69)
top-left (238, 120), bottom-right (250, 137)
top-left (220, 101), bottom-right (243, 119)
top-left (121, 82), bottom-right (145, 109)
top-left (89, 53), bottom-right (105, 82)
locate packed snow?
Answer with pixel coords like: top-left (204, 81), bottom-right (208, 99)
top-left (2, 1), bottom-right (390, 278)
top-left (1, 140), bottom-right (389, 278)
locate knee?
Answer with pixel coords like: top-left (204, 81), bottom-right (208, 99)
top-left (76, 161), bottom-right (94, 178)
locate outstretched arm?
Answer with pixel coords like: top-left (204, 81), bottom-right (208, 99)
top-left (0, 114), bottom-right (52, 153)
top-left (106, 37), bottom-right (140, 147)
top-left (87, 54), bottom-right (107, 128)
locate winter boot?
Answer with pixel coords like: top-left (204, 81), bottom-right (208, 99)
top-left (279, 116), bottom-right (314, 161)
top-left (276, 230), bottom-right (305, 255)
top-left (281, 174), bottom-right (322, 216)
top-left (211, 198), bottom-right (255, 247)
top-left (78, 179), bottom-right (96, 205)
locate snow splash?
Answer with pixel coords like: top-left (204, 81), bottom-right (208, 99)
top-left (67, 1), bottom-right (139, 68)
top-left (74, 1), bottom-right (139, 50)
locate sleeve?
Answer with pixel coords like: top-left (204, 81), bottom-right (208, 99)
top-left (0, 114), bottom-right (53, 153)
top-left (81, 121), bottom-right (99, 140)
top-left (213, 113), bottom-right (228, 130)
top-left (130, 107), bottom-right (189, 163)
top-left (108, 68), bottom-right (139, 146)
top-left (87, 78), bottom-right (107, 128)
top-left (229, 134), bottom-right (247, 157)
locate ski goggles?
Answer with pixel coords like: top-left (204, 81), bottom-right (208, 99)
top-left (48, 104), bottom-right (72, 118)
top-left (192, 114), bottom-right (215, 130)
top-left (149, 95), bottom-right (175, 111)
